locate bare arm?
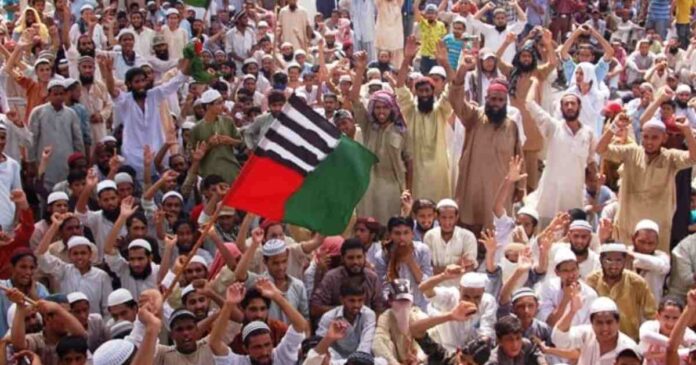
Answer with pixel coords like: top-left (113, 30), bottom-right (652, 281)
top-left (589, 26), bottom-right (614, 61)
top-left (234, 230), bottom-right (262, 282)
top-left (560, 29), bottom-right (581, 60)
top-left (131, 307), bottom-right (161, 365)
top-left (97, 55), bottom-right (119, 98)
top-left (234, 213), bottom-right (255, 254)
top-left (418, 266), bottom-right (464, 298)
top-left (397, 36), bottom-right (419, 88)
top-left (257, 279), bottom-right (309, 332)
top-left (667, 290), bottom-right (696, 365)
top-left (351, 52), bottom-right (367, 102)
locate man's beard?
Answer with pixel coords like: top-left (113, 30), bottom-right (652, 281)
top-left (27, 322), bottom-right (43, 334)
top-left (289, 3), bottom-right (297, 10)
top-left (326, 41), bottom-right (335, 48)
top-left (670, 47), bottom-right (679, 54)
top-left (416, 222), bottom-right (432, 233)
top-left (518, 62), bottom-right (534, 73)
top-left (346, 264), bottom-right (364, 276)
top-left (676, 99), bottom-right (689, 109)
top-left (178, 243), bottom-right (193, 255)
top-left (485, 103), bottom-right (507, 124)
top-left (133, 22), bottom-right (143, 31)
top-left (155, 49), bottom-right (169, 60)
top-left (562, 108), bottom-right (579, 121)
top-left (130, 261), bottom-right (153, 280)
top-left (570, 244), bottom-right (589, 256)
top-left (79, 74), bottom-right (94, 86)
top-left (282, 53), bottom-right (293, 62)
top-left (495, 24), bottom-right (507, 32)
top-left (132, 89), bottom-right (147, 99)
top-left (417, 96), bottom-right (435, 113)
top-left (392, 301), bottom-right (412, 334)
top-left (103, 207), bottom-right (121, 222)
top-left (80, 48), bottom-right (96, 57)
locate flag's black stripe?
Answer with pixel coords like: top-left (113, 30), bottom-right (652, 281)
top-left (263, 128), bottom-right (321, 168)
top-left (277, 113), bottom-right (333, 155)
top-left (255, 148), bottom-right (309, 177)
top-left (288, 95), bottom-right (341, 140)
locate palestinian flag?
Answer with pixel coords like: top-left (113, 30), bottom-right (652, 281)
top-left (223, 95), bottom-right (377, 235)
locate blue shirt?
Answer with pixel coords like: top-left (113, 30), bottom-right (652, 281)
top-left (442, 33), bottom-right (464, 69)
top-left (648, 0), bottom-right (671, 20)
top-left (526, 0), bottom-right (548, 26)
top-left (69, 103), bottom-right (92, 147)
top-left (0, 279), bottom-right (49, 337)
top-left (3, 0), bottom-right (19, 21)
top-left (562, 58), bottom-right (610, 85)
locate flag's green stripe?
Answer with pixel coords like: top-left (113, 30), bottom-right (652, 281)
top-left (184, 0), bottom-right (209, 7)
top-left (283, 136), bottom-right (377, 235)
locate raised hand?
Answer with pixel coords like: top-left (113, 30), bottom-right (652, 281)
top-left (192, 141), bottom-right (208, 162)
top-left (505, 32), bottom-right (517, 44)
top-left (450, 300), bottom-right (478, 321)
top-left (86, 167), bottom-right (99, 187)
top-left (598, 218), bottom-right (613, 243)
top-left (41, 145), bottom-right (53, 161)
top-left (226, 282), bottom-right (247, 305)
top-left (442, 264), bottom-right (466, 279)
top-left (251, 227), bottom-right (265, 245)
top-left (675, 116), bottom-right (692, 134)
top-left (435, 40), bottom-right (449, 65)
top-left (6, 108), bottom-right (22, 127)
top-left (326, 319), bottom-right (350, 341)
top-left (255, 277), bottom-right (282, 299)
top-left (688, 289), bottom-right (696, 308)
top-left (10, 189), bottom-right (28, 208)
top-left (460, 54), bottom-right (476, 72)
top-left (50, 212), bottom-right (71, 226)
top-left (353, 51), bottom-right (368, 69)
top-left (164, 234), bottom-right (178, 248)
top-left (404, 35), bottom-right (420, 60)
top-left (143, 145), bottom-right (154, 166)
top-left (478, 229), bottom-right (498, 254)
top-left (120, 196), bottom-right (139, 218)
top-left (516, 248), bottom-right (533, 272)
top-left (400, 190), bottom-right (413, 215)
top-left (506, 155), bottom-right (527, 182)
top-left (138, 304), bottom-right (162, 330)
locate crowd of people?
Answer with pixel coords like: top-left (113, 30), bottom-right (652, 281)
top-left (0, 0), bottom-right (695, 364)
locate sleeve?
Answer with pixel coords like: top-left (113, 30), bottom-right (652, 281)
top-left (463, 230), bottom-right (478, 262)
top-left (357, 311), bottom-right (377, 354)
top-left (478, 298), bottom-right (497, 338)
top-left (99, 85), bottom-right (114, 121)
top-left (371, 273), bottom-right (385, 314)
top-left (595, 58), bottom-right (610, 81)
top-left (641, 280), bottom-right (658, 320)
top-left (212, 348), bottom-right (244, 365)
top-left (600, 144), bottom-right (635, 163)
top-left (450, 84), bottom-right (480, 125)
top-left (509, 20), bottom-right (525, 34)
top-left (395, 86), bottom-right (416, 121)
top-left (101, 272), bottom-right (113, 315)
top-left (551, 325), bottom-right (587, 349)
top-left (372, 312), bottom-right (399, 364)
top-left (430, 287), bottom-right (458, 311)
top-left (415, 333), bottom-right (455, 364)
top-left (525, 99), bottom-right (559, 132)
top-left (105, 252), bottom-right (130, 276)
top-left (309, 272), bottom-right (332, 309)
top-left (672, 243), bottom-right (696, 289)
top-left (536, 283), bottom-right (559, 322)
top-left (494, 211), bottom-right (516, 246)
top-left (37, 252), bottom-right (67, 280)
top-left (6, 121), bottom-right (33, 152)
top-left (436, 85), bottom-right (453, 119)
top-left (631, 251), bottom-right (671, 275)
top-left (274, 326), bottom-right (305, 364)
top-left (351, 100), bottom-right (370, 131)
top-left (667, 149), bottom-right (696, 171)
top-left (418, 245), bottom-right (433, 279)
top-left (298, 284), bottom-right (310, 319)
top-left (28, 109), bottom-right (41, 161)
top-left (151, 71), bottom-right (188, 102)
top-left (562, 59), bottom-right (576, 83)
top-left (71, 113), bottom-right (86, 153)
top-left (12, 208), bottom-right (35, 247)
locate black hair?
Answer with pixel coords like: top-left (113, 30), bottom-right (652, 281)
top-left (56, 335), bottom-right (88, 359)
top-left (268, 90), bottom-right (287, 104)
top-left (211, 80), bottom-right (229, 93)
top-left (272, 72), bottom-right (288, 85)
top-left (67, 170), bottom-right (87, 184)
top-left (240, 287), bottom-right (271, 309)
top-left (661, 99), bottom-right (677, 108)
top-left (173, 219), bottom-right (195, 233)
top-left (411, 198), bottom-right (436, 215)
top-left (339, 279), bottom-right (366, 297)
top-left (387, 216), bottom-right (414, 232)
top-left (323, 92), bottom-right (338, 101)
top-left (126, 212), bottom-right (148, 229)
top-left (341, 238), bottom-right (365, 256)
top-left (658, 295), bottom-right (685, 312)
top-left (125, 67), bottom-right (147, 86)
top-left (243, 328), bottom-right (271, 346)
top-left (201, 174), bottom-right (225, 190)
top-left (567, 208), bottom-right (587, 221)
top-left (494, 315), bottom-right (523, 338)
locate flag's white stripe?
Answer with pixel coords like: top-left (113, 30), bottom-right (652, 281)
top-left (284, 106), bottom-right (339, 148)
top-left (258, 139), bottom-right (315, 173)
top-left (271, 123), bottom-right (327, 161)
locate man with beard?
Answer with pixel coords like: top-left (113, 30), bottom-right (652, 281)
top-left (225, 10), bottom-right (256, 71)
top-left (98, 52), bottom-right (190, 181)
top-left (311, 238), bottom-right (385, 320)
top-left (76, 56), bottom-right (112, 144)
top-left (242, 90), bottom-right (286, 150)
top-left (586, 244), bottom-right (657, 340)
top-left (63, 79), bottom-right (93, 154)
top-left (497, 30), bottom-right (557, 191)
top-left (103, 197), bottom-right (163, 299)
top-left (37, 215), bottom-right (112, 315)
top-left (242, 58), bottom-right (271, 93)
top-left (110, 30), bottom-right (146, 81)
top-left (471, 2), bottom-right (527, 63)
top-left (147, 35), bottom-right (178, 82)
top-left (549, 220), bottom-right (601, 280)
top-left (673, 84), bottom-right (696, 125)
top-left (76, 170), bottom-right (127, 259)
top-left (277, 0), bottom-right (311, 51)
top-left (524, 79), bottom-right (595, 225)
top-left (128, 11), bottom-right (155, 57)
top-left (537, 248), bottom-right (598, 327)
top-left (210, 279), bottom-right (308, 365)
top-left (0, 248), bottom-right (49, 336)
top-left (450, 53), bottom-right (523, 234)
top-left (367, 50), bottom-right (396, 76)
top-left (180, 284), bottom-right (221, 331)
top-left (393, 37), bottom-right (453, 203)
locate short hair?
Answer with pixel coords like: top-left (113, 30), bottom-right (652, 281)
top-left (341, 238), bottom-right (365, 256)
top-left (412, 198), bottom-right (436, 215)
top-left (126, 212), bottom-right (147, 229)
top-left (661, 99), bottom-right (677, 108)
top-left (339, 280), bottom-right (366, 297)
top-left (268, 90), bottom-right (287, 104)
top-left (56, 335), bottom-right (88, 358)
top-left (272, 72), bottom-right (288, 85)
top-left (201, 174), bottom-right (224, 190)
top-left (658, 295), bottom-right (685, 312)
top-left (387, 216), bottom-right (413, 232)
top-left (125, 67), bottom-right (147, 86)
top-left (67, 170), bottom-right (87, 184)
top-left (172, 219), bottom-right (194, 233)
top-left (240, 287), bottom-right (271, 309)
top-left (494, 315), bottom-right (523, 338)
top-left (323, 92), bottom-right (338, 101)
top-left (567, 208), bottom-right (587, 221)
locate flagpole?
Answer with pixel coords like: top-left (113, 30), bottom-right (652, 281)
top-left (162, 202), bottom-right (224, 300)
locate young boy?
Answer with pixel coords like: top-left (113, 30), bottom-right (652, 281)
top-left (487, 315), bottom-right (547, 365)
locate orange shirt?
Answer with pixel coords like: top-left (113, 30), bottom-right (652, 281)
top-left (16, 76), bottom-right (47, 124)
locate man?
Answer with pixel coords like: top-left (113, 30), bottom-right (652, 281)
top-left (98, 47), bottom-right (190, 181)
top-left (450, 54), bottom-right (523, 233)
top-left (150, 308), bottom-right (216, 364)
top-left (0, 122), bottom-right (21, 238)
top-left (311, 238), bottom-right (384, 319)
top-left (538, 248), bottom-right (598, 327)
top-left (0, 248), bottom-right (49, 336)
top-left (226, 10), bottom-right (256, 71)
top-left (277, 0), bottom-right (311, 50)
top-left (550, 219), bottom-right (600, 281)
top-left (552, 296), bottom-right (638, 365)
top-left (419, 270), bottom-right (497, 352)
top-left (442, 17), bottom-right (467, 69)
top-left (161, 8), bottom-right (188, 61)
top-left (666, 290), bottom-right (696, 365)
top-left (374, 217), bottom-right (433, 310)
top-left (106, 289), bottom-right (138, 325)
top-left (424, 199), bottom-right (478, 275)
top-left (76, 56), bottom-right (111, 145)
top-left (67, 292), bottom-right (109, 352)
top-left (111, 30), bottom-right (146, 81)
top-left (628, 219), bottom-right (670, 303)
top-left (487, 315), bottom-right (548, 364)
top-left (497, 287), bottom-right (554, 352)
top-left (128, 11), bottom-right (155, 57)
top-left (190, 89), bottom-right (242, 183)
top-left (669, 234), bottom-right (696, 299)
top-left (29, 80), bottom-right (85, 190)
top-left (560, 26), bottom-right (616, 86)
top-left (597, 113), bottom-right (696, 252)
top-left (625, 40), bottom-right (656, 86)
top-left (75, 174), bottom-right (126, 259)
top-left (393, 38), bottom-right (453, 203)
top-left (349, 0), bottom-right (376, 61)
top-left (413, 2), bottom-right (447, 73)
top-left (316, 281), bottom-right (377, 361)
top-left (56, 335), bottom-right (89, 365)
top-left (148, 35), bottom-right (178, 81)
top-left (242, 90), bottom-right (286, 150)
top-left (586, 243), bottom-right (658, 340)
top-left (471, 2), bottom-right (527, 63)
top-left (63, 78), bottom-right (92, 153)
top-left (525, 81), bottom-right (596, 224)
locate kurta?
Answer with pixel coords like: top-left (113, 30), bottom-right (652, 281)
top-left (190, 116), bottom-right (242, 183)
top-left (600, 145), bottom-right (696, 252)
top-left (450, 84), bottom-right (522, 229)
top-left (277, 6), bottom-right (311, 50)
top-left (396, 85), bottom-right (452, 202)
top-left (353, 101), bottom-right (411, 224)
top-left (28, 103), bottom-right (85, 189)
top-left (374, 0), bottom-right (404, 51)
top-left (525, 99), bottom-right (595, 221)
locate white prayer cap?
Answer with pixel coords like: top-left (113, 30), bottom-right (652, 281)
top-left (429, 66), bottom-right (447, 79)
top-left (436, 198), bottom-right (458, 211)
top-left (181, 284), bottom-right (196, 299)
top-left (109, 320), bottom-right (134, 339)
top-left (97, 180), bottom-right (118, 194)
top-left (339, 75), bottom-right (352, 83)
top-left (188, 255), bottom-right (209, 270)
top-left (453, 15), bottom-right (467, 25)
top-left (47, 79), bottom-right (65, 91)
top-left (294, 49), bottom-right (307, 57)
top-left (67, 292), bottom-right (89, 304)
top-left (128, 239), bottom-right (152, 252)
top-left (165, 8), bottom-right (179, 16)
top-left (34, 58), bottom-right (51, 68)
top-left (80, 4), bottom-right (94, 12)
top-left (114, 172), bottom-right (133, 185)
top-left (643, 119), bottom-right (666, 132)
top-left (553, 248), bottom-right (577, 268)
top-left (63, 78), bottom-right (80, 89)
top-left (599, 243), bottom-right (628, 254)
top-left (162, 191), bottom-right (184, 203)
top-left (93, 339), bottom-right (136, 365)
top-left (590, 296), bottom-right (619, 314)
top-left (242, 321), bottom-right (271, 341)
top-left (257, 21), bottom-right (269, 28)
top-left (200, 89), bottom-right (222, 104)
top-left (511, 287), bottom-right (536, 302)
top-left (101, 135), bottom-right (118, 144)
top-left (262, 239), bottom-right (287, 257)
top-left (47, 191), bottom-right (69, 205)
top-left (116, 29), bottom-right (136, 41)
top-left (459, 272), bottom-right (487, 289)
top-left (676, 84), bottom-right (692, 94)
top-left (517, 206), bottom-right (539, 222)
top-left (286, 62), bottom-right (302, 71)
top-left (569, 220), bottom-right (592, 232)
top-left (243, 57), bottom-right (258, 66)
top-left (634, 219), bottom-right (659, 234)
top-left (193, 98), bottom-right (204, 107)
top-left (108, 289), bottom-right (134, 307)
top-left (67, 236), bottom-right (94, 251)
top-left (181, 121), bottom-right (196, 130)
top-left (168, 309), bottom-right (196, 330)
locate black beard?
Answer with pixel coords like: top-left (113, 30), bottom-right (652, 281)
top-left (326, 41), bottom-right (335, 48)
top-left (79, 74), bottom-right (94, 85)
top-left (570, 244), bottom-right (589, 256)
top-left (132, 89), bottom-right (147, 99)
top-left (485, 103), bottom-right (507, 124)
top-left (130, 262), bottom-right (153, 280)
top-left (346, 266), bottom-right (365, 276)
top-left (289, 4), bottom-right (297, 10)
top-left (80, 48), bottom-right (96, 57)
top-left (282, 53), bottom-right (293, 62)
top-left (676, 99), bottom-right (689, 109)
top-left (133, 23), bottom-right (143, 31)
top-left (177, 243), bottom-right (193, 255)
top-left (495, 25), bottom-right (507, 32)
top-left (518, 62), bottom-right (535, 73)
top-left (27, 323), bottom-right (42, 334)
top-left (417, 96), bottom-right (435, 113)
top-left (670, 47), bottom-right (679, 54)
top-left (562, 108), bottom-right (579, 121)
top-left (156, 50), bottom-right (169, 60)
top-left (103, 207), bottom-right (121, 222)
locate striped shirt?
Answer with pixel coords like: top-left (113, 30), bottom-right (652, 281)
top-left (648, 0), bottom-right (671, 20)
top-left (442, 33), bottom-right (464, 68)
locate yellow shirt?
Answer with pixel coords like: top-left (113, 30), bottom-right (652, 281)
top-left (418, 19), bottom-right (447, 57)
top-left (675, 0), bottom-right (695, 23)
top-left (586, 270), bottom-right (657, 340)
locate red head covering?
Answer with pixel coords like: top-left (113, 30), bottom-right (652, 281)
top-left (487, 80), bottom-right (509, 94)
top-left (208, 242), bottom-right (242, 279)
top-left (260, 219), bottom-right (282, 232)
top-left (319, 236), bottom-right (345, 258)
top-left (356, 216), bottom-right (381, 232)
top-left (602, 101), bottom-right (623, 115)
top-left (67, 152), bottom-right (86, 166)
